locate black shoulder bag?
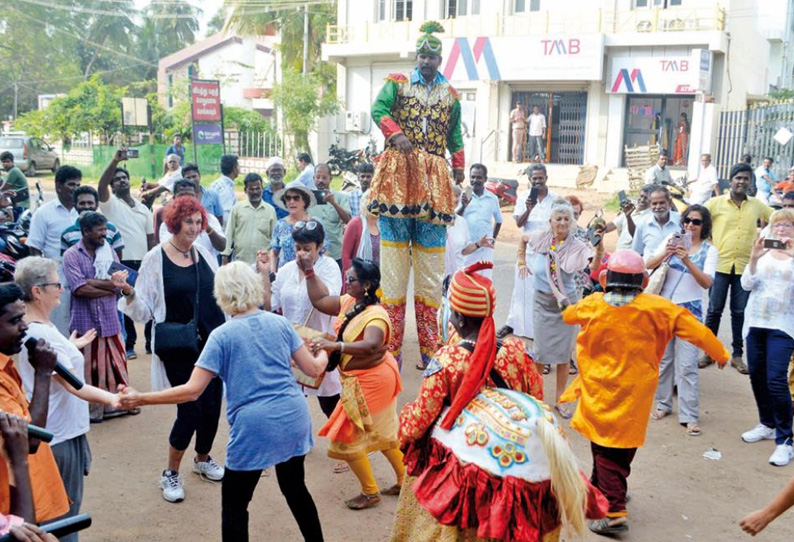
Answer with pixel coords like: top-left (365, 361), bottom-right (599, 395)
top-left (154, 247), bottom-right (201, 360)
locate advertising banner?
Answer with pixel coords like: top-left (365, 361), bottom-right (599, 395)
top-left (194, 123), bottom-right (223, 145)
top-left (190, 79), bottom-right (222, 122)
top-left (441, 34), bottom-right (604, 82)
top-left (607, 51), bottom-right (712, 94)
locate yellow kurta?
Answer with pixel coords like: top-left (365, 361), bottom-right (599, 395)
top-left (559, 293), bottom-right (730, 449)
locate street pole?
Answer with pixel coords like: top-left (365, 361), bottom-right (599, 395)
top-left (13, 82), bottom-right (18, 120)
top-left (302, 3), bottom-right (309, 75)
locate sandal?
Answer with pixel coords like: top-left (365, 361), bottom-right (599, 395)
top-left (542, 364), bottom-right (551, 375)
top-left (589, 517), bottom-right (629, 534)
top-left (650, 409), bottom-right (670, 421)
top-left (333, 460), bottom-right (350, 474)
top-left (496, 325), bottom-right (513, 339)
top-left (554, 404), bottom-right (573, 420)
top-left (415, 362), bottom-right (427, 371)
top-left (568, 360), bottom-right (578, 375)
top-left (685, 423), bottom-right (702, 436)
top-left (382, 484), bottom-right (401, 496)
top-left (345, 493), bottom-right (382, 510)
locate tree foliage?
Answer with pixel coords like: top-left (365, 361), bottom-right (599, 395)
top-left (271, 67), bottom-right (340, 154)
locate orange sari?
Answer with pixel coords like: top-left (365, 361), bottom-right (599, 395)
top-left (318, 295), bottom-right (402, 460)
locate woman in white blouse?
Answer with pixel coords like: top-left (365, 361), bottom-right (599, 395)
top-left (645, 205), bottom-right (718, 436)
top-left (740, 209), bottom-right (794, 467)
top-left (266, 219), bottom-right (345, 471)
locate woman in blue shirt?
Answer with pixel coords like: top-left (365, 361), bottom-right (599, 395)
top-left (120, 260), bottom-right (328, 542)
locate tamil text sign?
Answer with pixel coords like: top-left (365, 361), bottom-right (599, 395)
top-left (441, 35), bottom-right (604, 82)
top-left (191, 79), bottom-right (221, 122)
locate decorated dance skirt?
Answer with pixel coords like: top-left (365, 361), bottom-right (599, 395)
top-left (369, 148), bottom-right (456, 225)
top-left (396, 388), bottom-right (607, 542)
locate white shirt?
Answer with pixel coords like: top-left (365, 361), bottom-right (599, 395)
top-left (99, 194), bottom-right (153, 261)
top-left (209, 175), bottom-right (238, 223)
top-left (18, 322), bottom-right (89, 445)
top-left (650, 233), bottom-right (718, 305)
top-left (120, 243), bottom-right (222, 391)
top-left (690, 164), bottom-right (719, 205)
top-left (159, 213), bottom-right (224, 258)
top-left (613, 209), bottom-right (650, 251)
top-left (445, 219), bottom-right (471, 278)
top-left (158, 169), bottom-right (182, 192)
top-left (741, 253), bottom-right (794, 340)
top-left (295, 165), bottom-right (316, 189)
top-left (528, 113), bottom-right (546, 137)
top-left (513, 189), bottom-right (558, 235)
top-left (270, 256), bottom-right (342, 397)
top-left (26, 199), bottom-right (79, 260)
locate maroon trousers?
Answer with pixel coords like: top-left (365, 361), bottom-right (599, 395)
top-left (590, 442), bottom-right (637, 518)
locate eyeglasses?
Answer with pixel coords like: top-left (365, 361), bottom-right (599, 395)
top-left (283, 194), bottom-right (303, 202)
top-left (772, 221), bottom-right (794, 229)
top-left (683, 218), bottom-right (704, 226)
top-left (346, 276), bottom-right (360, 284)
top-left (294, 220), bottom-right (318, 231)
top-left (37, 282), bottom-right (63, 290)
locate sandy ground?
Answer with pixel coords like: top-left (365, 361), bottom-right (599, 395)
top-left (68, 186), bottom-right (794, 541)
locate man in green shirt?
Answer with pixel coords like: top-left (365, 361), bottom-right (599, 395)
top-left (309, 163), bottom-right (350, 266)
top-left (0, 152), bottom-right (30, 209)
top-left (221, 173), bottom-right (277, 265)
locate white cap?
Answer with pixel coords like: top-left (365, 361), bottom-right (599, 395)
top-left (266, 156), bottom-right (284, 170)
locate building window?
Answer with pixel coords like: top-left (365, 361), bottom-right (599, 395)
top-left (394, 0), bottom-right (412, 21)
top-left (377, 0), bottom-right (387, 21)
top-left (515, 0), bottom-right (540, 13)
top-left (446, 0), bottom-right (480, 17)
top-left (167, 74), bottom-right (173, 108)
top-left (633, 0), bottom-right (682, 8)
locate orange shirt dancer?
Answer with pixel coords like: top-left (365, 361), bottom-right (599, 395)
top-left (559, 250), bottom-right (730, 536)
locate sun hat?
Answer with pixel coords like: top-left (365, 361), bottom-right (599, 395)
top-left (272, 181), bottom-right (316, 211)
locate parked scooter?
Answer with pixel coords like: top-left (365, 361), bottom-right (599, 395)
top-left (485, 177), bottom-right (519, 206)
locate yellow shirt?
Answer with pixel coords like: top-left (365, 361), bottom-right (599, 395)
top-left (705, 195), bottom-right (772, 274)
top-left (221, 199), bottom-right (277, 264)
top-left (559, 293), bottom-right (729, 449)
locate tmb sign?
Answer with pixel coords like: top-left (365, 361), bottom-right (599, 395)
top-left (191, 79), bottom-right (221, 122)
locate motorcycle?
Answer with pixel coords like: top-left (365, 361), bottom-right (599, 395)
top-left (662, 177), bottom-right (690, 213)
top-left (485, 178), bottom-right (519, 206)
top-left (327, 144), bottom-right (364, 178)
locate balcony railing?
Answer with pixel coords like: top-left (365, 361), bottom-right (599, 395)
top-left (326, 6), bottom-right (726, 45)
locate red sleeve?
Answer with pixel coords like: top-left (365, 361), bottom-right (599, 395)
top-left (379, 117), bottom-right (403, 142)
top-left (451, 149), bottom-right (465, 170)
top-left (341, 217), bottom-right (362, 287)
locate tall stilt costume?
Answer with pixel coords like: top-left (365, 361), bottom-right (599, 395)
top-left (370, 21), bottom-right (464, 367)
top-left (392, 262), bottom-right (606, 542)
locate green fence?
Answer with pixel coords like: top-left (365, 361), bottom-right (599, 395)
top-left (65, 144), bottom-right (225, 183)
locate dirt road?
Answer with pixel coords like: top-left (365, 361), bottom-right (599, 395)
top-left (79, 192), bottom-right (794, 541)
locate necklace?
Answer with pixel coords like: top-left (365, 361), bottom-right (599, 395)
top-left (459, 339), bottom-right (476, 348)
top-left (169, 240), bottom-right (192, 260)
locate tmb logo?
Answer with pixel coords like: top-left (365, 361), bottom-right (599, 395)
top-left (541, 39), bottom-right (581, 55)
top-left (660, 60), bottom-right (689, 71)
top-left (611, 69), bottom-right (647, 93)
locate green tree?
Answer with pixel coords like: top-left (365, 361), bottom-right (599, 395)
top-left (79, 0), bottom-right (138, 79)
top-left (271, 67), bottom-right (339, 154)
top-left (207, 6), bottom-right (229, 35)
top-left (136, 2), bottom-right (201, 80)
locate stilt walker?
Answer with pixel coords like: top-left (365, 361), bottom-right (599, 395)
top-left (370, 21), bottom-right (464, 369)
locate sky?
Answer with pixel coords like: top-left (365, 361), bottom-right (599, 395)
top-left (133, 0), bottom-right (226, 39)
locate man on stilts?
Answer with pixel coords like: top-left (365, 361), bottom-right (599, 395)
top-left (370, 21), bottom-right (464, 369)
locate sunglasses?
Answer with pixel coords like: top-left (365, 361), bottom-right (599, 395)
top-left (37, 282), bottom-right (63, 290)
top-left (683, 218), bottom-right (703, 226)
top-left (295, 220), bottom-right (318, 231)
top-left (283, 194), bottom-right (303, 202)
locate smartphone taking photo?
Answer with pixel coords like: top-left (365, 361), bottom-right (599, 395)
top-left (618, 190), bottom-right (628, 205)
top-left (125, 148), bottom-right (139, 159)
top-left (313, 190), bottom-right (327, 205)
top-left (529, 186), bottom-right (539, 206)
top-left (763, 238), bottom-right (786, 250)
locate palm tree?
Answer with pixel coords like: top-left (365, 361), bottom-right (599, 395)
top-left (146, 1), bottom-right (202, 54)
top-left (81, 0), bottom-right (137, 79)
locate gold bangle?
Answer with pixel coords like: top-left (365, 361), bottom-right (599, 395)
top-left (518, 260), bottom-right (527, 267)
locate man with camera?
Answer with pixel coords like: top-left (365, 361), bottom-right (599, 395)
top-left (702, 163), bottom-right (773, 373)
top-left (631, 185), bottom-right (680, 258)
top-left (308, 164), bottom-right (350, 268)
top-left (458, 163), bottom-right (501, 279)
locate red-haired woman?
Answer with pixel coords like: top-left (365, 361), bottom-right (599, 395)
top-left (120, 196), bottom-right (226, 504)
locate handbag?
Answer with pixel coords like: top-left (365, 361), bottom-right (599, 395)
top-left (291, 308), bottom-right (334, 389)
top-left (154, 248), bottom-right (201, 360)
top-left (645, 255), bottom-right (671, 295)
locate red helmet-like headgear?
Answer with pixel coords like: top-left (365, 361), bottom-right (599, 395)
top-left (599, 249), bottom-right (649, 292)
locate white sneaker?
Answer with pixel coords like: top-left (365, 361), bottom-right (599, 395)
top-left (193, 456), bottom-right (224, 481)
top-left (769, 444), bottom-right (794, 467)
top-left (159, 470), bottom-right (185, 503)
top-left (741, 424), bottom-right (776, 443)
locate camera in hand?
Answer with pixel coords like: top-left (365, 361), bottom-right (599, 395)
top-left (313, 190), bottom-right (327, 205)
top-left (529, 186), bottom-right (539, 205)
top-left (125, 148), bottom-right (139, 159)
top-left (618, 190), bottom-right (629, 205)
top-left (763, 238), bottom-right (786, 250)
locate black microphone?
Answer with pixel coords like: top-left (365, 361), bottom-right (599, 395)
top-left (0, 513), bottom-right (91, 541)
top-left (24, 337), bottom-right (84, 390)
